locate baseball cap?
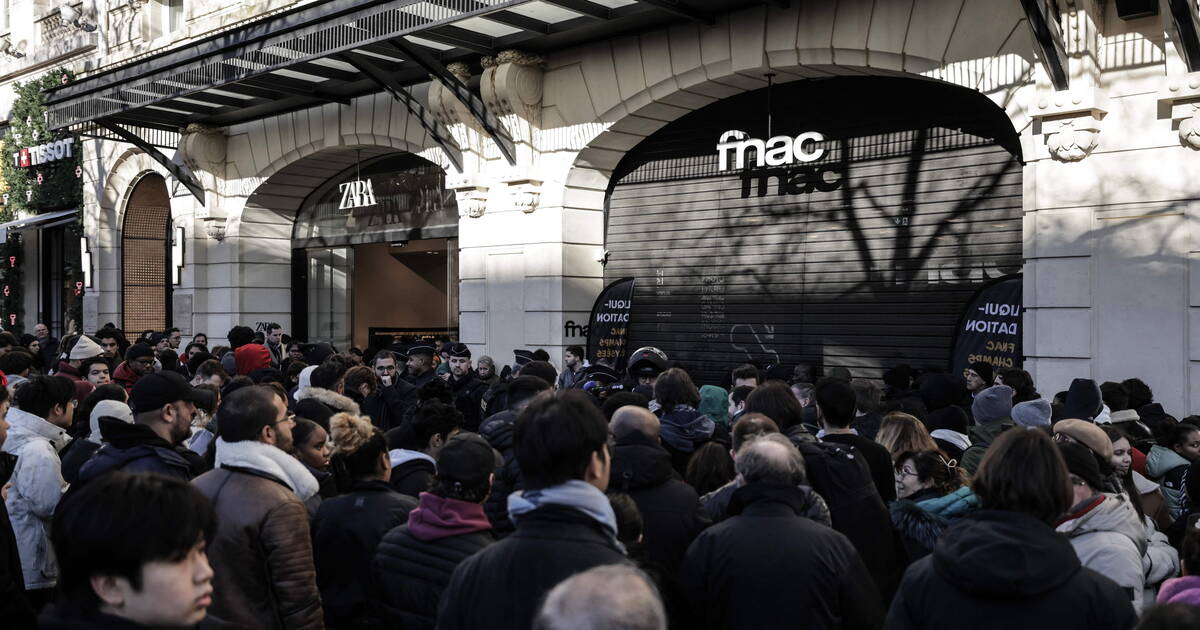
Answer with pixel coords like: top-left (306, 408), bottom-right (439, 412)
top-left (436, 432), bottom-right (501, 485)
top-left (129, 370), bottom-right (215, 414)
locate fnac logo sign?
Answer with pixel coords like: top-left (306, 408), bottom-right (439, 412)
top-left (716, 130), bottom-right (825, 171)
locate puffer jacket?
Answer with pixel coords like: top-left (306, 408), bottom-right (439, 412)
top-left (1145, 445), bottom-right (1191, 519)
top-left (2, 408), bottom-right (69, 589)
top-left (479, 410), bottom-right (522, 536)
top-left (701, 478), bottom-right (831, 526)
top-left (1055, 493), bottom-right (1148, 614)
top-left (76, 418), bottom-right (196, 484)
top-left (1140, 514), bottom-right (1179, 607)
top-left (890, 486), bottom-right (979, 562)
top-left (191, 443), bottom-right (323, 630)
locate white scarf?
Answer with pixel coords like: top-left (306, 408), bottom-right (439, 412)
top-left (214, 437), bottom-right (319, 500)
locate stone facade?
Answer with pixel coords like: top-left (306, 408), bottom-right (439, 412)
top-left (4, 0), bottom-right (1199, 413)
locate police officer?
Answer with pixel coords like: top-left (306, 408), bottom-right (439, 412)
top-left (444, 343), bottom-right (489, 432)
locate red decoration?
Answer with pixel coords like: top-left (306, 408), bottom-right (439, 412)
top-left (73, 281), bottom-right (83, 297)
top-left (8, 257), bottom-right (16, 268)
top-left (2, 286), bottom-right (9, 297)
top-left (75, 166), bottom-right (83, 178)
top-left (8, 314), bottom-right (15, 326)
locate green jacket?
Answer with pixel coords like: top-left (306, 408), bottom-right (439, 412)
top-left (960, 419), bottom-right (1014, 475)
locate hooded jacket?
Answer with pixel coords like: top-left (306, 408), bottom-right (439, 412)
top-left (2, 407), bottom-right (69, 589)
top-left (609, 433), bottom-right (710, 575)
top-left (658, 405), bottom-right (718, 475)
top-left (1145, 445), bottom-right (1191, 519)
top-left (388, 449), bottom-right (437, 498)
top-left (890, 486), bottom-right (980, 562)
top-left (960, 420), bottom-right (1013, 475)
top-left (0, 452), bottom-right (35, 626)
top-left (294, 386), bottom-right (361, 418)
top-left (1157, 575), bottom-right (1200, 606)
top-left (76, 418), bottom-right (196, 484)
top-left (373, 493), bottom-right (495, 630)
top-left (311, 480), bottom-right (417, 628)
top-left (885, 510), bottom-right (1137, 630)
top-left (1055, 494), bottom-right (1147, 614)
top-left (111, 361), bottom-right (142, 394)
top-left (680, 483), bottom-right (884, 630)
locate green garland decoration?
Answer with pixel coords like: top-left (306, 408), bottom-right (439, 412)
top-left (0, 68), bottom-right (83, 335)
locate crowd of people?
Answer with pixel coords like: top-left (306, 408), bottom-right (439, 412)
top-left (1, 323), bottom-right (1200, 629)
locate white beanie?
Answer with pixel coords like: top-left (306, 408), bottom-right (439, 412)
top-left (88, 399), bottom-right (134, 445)
top-left (69, 335), bottom-right (104, 361)
top-left (294, 365), bottom-right (317, 401)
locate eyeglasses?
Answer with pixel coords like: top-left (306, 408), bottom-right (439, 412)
top-left (376, 365), bottom-right (396, 372)
top-left (896, 468), bottom-right (919, 480)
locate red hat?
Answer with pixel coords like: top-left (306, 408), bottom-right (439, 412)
top-left (234, 343), bottom-right (272, 376)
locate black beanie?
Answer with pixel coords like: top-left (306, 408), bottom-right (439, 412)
top-left (1063, 378), bottom-right (1103, 421)
top-left (125, 343), bottom-right (155, 363)
top-left (919, 374), bottom-right (967, 412)
top-left (925, 406), bottom-right (969, 435)
top-left (969, 362), bottom-right (994, 386)
top-left (1057, 441), bottom-right (1103, 491)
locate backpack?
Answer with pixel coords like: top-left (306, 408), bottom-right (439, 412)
top-left (788, 436), bottom-right (880, 513)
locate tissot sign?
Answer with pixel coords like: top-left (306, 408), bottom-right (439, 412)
top-left (716, 130), bottom-right (825, 170)
top-left (12, 138), bottom-right (75, 168)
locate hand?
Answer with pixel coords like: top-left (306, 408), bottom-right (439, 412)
top-left (440, 372), bottom-right (450, 382)
top-left (381, 375), bottom-right (392, 387)
top-left (1, 481), bottom-right (11, 502)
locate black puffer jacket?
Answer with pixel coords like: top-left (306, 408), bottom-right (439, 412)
top-left (437, 505), bottom-right (630, 630)
top-left (449, 372), bottom-right (489, 432)
top-left (76, 418), bottom-right (197, 483)
top-left (885, 510), bottom-right (1137, 630)
top-left (389, 456), bottom-right (436, 498)
top-left (680, 483), bottom-right (884, 630)
top-left (610, 433), bottom-right (708, 575)
top-left (311, 480), bottom-right (417, 629)
top-left (479, 410), bottom-right (521, 536)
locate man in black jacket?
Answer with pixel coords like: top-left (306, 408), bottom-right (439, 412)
top-left (679, 433), bottom-right (884, 630)
top-left (445, 343), bottom-right (489, 432)
top-left (363, 350), bottom-right (418, 431)
top-left (373, 433), bottom-right (497, 629)
top-left (815, 378), bottom-right (896, 502)
top-left (438, 391), bottom-right (629, 630)
top-left (479, 375), bottom-right (552, 536)
top-left (609, 405), bottom-right (708, 575)
top-left (77, 371), bottom-right (211, 483)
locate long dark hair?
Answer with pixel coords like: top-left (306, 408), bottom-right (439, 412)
top-left (1101, 425), bottom-right (1146, 522)
top-left (685, 441), bottom-right (735, 495)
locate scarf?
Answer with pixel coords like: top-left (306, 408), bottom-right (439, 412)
top-left (214, 437), bottom-right (319, 500)
top-left (508, 479), bottom-right (625, 553)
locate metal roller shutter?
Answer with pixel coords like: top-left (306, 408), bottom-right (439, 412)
top-left (604, 78), bottom-right (1023, 386)
top-left (123, 176), bottom-right (171, 332)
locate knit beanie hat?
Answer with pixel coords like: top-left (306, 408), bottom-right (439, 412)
top-left (1063, 378), bottom-right (1103, 421)
top-left (125, 343), bottom-right (155, 363)
top-left (1011, 398), bottom-right (1052, 427)
top-left (972, 385), bottom-right (1014, 424)
top-left (69, 335), bottom-right (104, 361)
top-left (969, 361), bottom-right (994, 386)
top-left (925, 406), bottom-right (970, 435)
top-left (1053, 418), bottom-right (1114, 461)
top-left (919, 373), bottom-right (968, 412)
top-left (1057, 441), bottom-right (1104, 491)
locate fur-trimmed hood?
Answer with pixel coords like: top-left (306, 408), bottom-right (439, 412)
top-left (890, 486), bottom-right (979, 554)
top-left (294, 386), bottom-right (360, 415)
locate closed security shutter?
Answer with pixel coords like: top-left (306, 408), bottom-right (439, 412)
top-left (604, 78), bottom-right (1023, 386)
top-left (123, 175), bottom-right (171, 332)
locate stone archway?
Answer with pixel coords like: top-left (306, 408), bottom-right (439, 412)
top-left (121, 173), bottom-right (172, 331)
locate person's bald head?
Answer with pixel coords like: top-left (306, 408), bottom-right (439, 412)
top-left (534, 564), bottom-right (667, 630)
top-left (735, 433), bottom-right (806, 486)
top-left (610, 405), bottom-right (660, 441)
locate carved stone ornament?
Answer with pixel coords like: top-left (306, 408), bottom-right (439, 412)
top-left (1032, 89), bottom-right (1108, 163)
top-left (447, 175), bottom-right (490, 218)
top-left (1158, 74), bottom-right (1200, 151)
top-left (178, 124), bottom-right (228, 218)
top-left (204, 219), bottom-right (227, 242)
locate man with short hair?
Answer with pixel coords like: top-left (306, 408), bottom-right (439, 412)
top-left (679, 434), bottom-right (883, 630)
top-left (479, 375), bottom-right (554, 535)
top-left (728, 385), bottom-right (753, 423)
top-left (535, 565), bottom-right (667, 630)
top-left (556, 345), bottom-right (588, 390)
top-left (54, 335), bottom-right (106, 399)
top-left (40, 472), bottom-right (216, 629)
top-left (191, 385), bottom-right (322, 629)
top-left (815, 378), bottom-right (896, 502)
top-left (190, 359), bottom-right (229, 389)
top-left (33, 323), bottom-right (57, 374)
top-left (405, 342), bottom-right (438, 388)
top-left (362, 350), bottom-right (417, 432)
top-left (220, 326), bottom-right (255, 376)
top-left (81, 357), bottom-right (111, 387)
top-left (113, 344), bottom-right (156, 395)
top-left (77, 371), bottom-right (210, 483)
top-left (438, 391), bottom-right (629, 630)
top-left (445, 343), bottom-right (488, 431)
top-left (166, 327), bottom-right (183, 351)
top-left (264, 323), bottom-right (285, 368)
top-left (387, 401), bottom-right (460, 497)
top-left (609, 406), bottom-right (708, 578)
top-left (0, 349), bottom-right (35, 389)
top-left (731, 364), bottom-right (759, 388)
top-left (95, 328), bottom-right (126, 363)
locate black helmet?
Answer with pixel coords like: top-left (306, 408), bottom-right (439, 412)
top-left (627, 346), bottom-right (669, 377)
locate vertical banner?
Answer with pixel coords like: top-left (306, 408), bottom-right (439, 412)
top-left (587, 277), bottom-right (635, 373)
top-left (950, 275), bottom-right (1023, 376)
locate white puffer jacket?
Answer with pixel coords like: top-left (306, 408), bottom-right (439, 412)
top-left (1056, 493), bottom-right (1148, 615)
top-left (2, 408), bottom-right (69, 589)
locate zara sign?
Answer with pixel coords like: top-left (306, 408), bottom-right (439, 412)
top-left (716, 130), bottom-right (825, 171)
top-left (338, 178), bottom-right (377, 210)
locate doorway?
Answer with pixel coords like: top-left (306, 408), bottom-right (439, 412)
top-left (122, 173), bottom-right (172, 332)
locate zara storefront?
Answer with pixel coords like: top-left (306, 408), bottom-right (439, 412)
top-left (38, 0), bottom-right (1200, 414)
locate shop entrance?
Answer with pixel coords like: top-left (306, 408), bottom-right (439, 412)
top-left (122, 173), bottom-right (172, 332)
top-left (291, 152), bottom-right (458, 350)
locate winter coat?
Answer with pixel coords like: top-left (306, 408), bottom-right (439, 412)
top-left (111, 361), bottom-right (142, 395)
top-left (2, 407), bottom-right (69, 589)
top-left (294, 386), bottom-right (361, 418)
top-left (679, 482), bottom-right (884, 630)
top-left (389, 450), bottom-right (436, 498)
top-left (852, 412), bottom-right (884, 441)
top-left (191, 441), bottom-right (323, 630)
top-left (1146, 445), bottom-right (1191, 519)
top-left (1055, 493), bottom-right (1148, 614)
top-left (437, 504), bottom-right (630, 630)
top-left (1133, 469), bottom-right (1174, 532)
top-left (58, 437), bottom-right (100, 485)
top-left (0, 452), bottom-right (34, 627)
top-left (1140, 513), bottom-right (1179, 606)
top-left (1157, 575), bottom-right (1200, 606)
top-left (38, 602), bottom-right (155, 630)
top-left (822, 432), bottom-right (897, 502)
top-left (701, 478), bottom-right (831, 526)
top-left (362, 380), bottom-right (418, 432)
top-left (959, 420), bottom-right (1013, 475)
top-left (479, 410), bottom-right (522, 536)
top-left (885, 510), bottom-right (1138, 630)
top-left (373, 493), bottom-right (495, 629)
top-left (610, 433), bottom-right (710, 576)
top-left (889, 486), bottom-right (979, 562)
top-left (76, 418), bottom-right (196, 484)
top-left (659, 405), bottom-right (718, 475)
top-left (448, 372), bottom-right (489, 432)
top-left (555, 365), bottom-right (588, 390)
top-left (312, 480), bottom-right (417, 628)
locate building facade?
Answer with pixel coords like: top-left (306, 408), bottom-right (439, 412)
top-left (3, 0), bottom-right (1200, 414)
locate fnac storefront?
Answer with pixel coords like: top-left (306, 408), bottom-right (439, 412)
top-left (604, 77), bottom-right (1024, 385)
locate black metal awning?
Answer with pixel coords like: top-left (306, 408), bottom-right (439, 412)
top-left (44, 0), bottom-right (726, 135)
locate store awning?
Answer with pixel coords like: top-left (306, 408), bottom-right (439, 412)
top-left (0, 209), bottom-right (78, 243)
top-left (44, 0), bottom-right (732, 204)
